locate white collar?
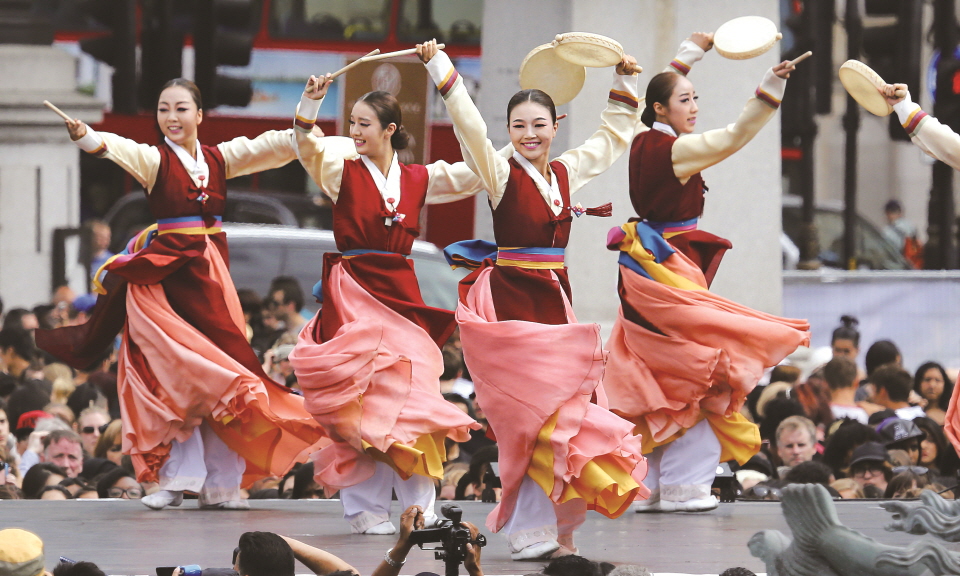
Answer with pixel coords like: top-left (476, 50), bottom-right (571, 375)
top-left (360, 153), bottom-right (402, 211)
top-left (165, 136), bottom-right (209, 187)
top-left (512, 150), bottom-right (562, 215)
top-left (652, 121), bottom-right (678, 138)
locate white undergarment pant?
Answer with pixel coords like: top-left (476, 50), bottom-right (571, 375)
top-left (501, 475), bottom-right (587, 552)
top-left (643, 418), bottom-right (721, 502)
top-left (339, 460), bottom-right (437, 533)
top-left (157, 420), bottom-right (245, 505)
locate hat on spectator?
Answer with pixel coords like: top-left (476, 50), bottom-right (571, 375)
top-left (16, 410), bottom-right (52, 433)
top-left (876, 417), bottom-right (925, 446)
top-left (0, 528), bottom-right (45, 576)
top-left (755, 382), bottom-right (792, 419)
top-left (849, 441), bottom-right (889, 467)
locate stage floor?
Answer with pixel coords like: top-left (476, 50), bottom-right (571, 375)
top-left (0, 498), bottom-right (943, 575)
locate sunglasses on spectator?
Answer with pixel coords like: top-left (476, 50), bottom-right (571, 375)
top-left (892, 465), bottom-right (929, 475)
top-left (81, 423), bottom-right (111, 435)
top-left (107, 487), bottom-right (143, 499)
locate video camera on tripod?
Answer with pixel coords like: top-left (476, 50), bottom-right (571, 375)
top-left (409, 503), bottom-right (486, 576)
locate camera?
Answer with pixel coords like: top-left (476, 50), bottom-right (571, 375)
top-left (409, 504), bottom-right (486, 576)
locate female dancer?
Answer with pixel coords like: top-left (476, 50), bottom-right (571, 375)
top-left (288, 73), bottom-right (498, 535)
top-left (36, 79), bottom-right (325, 510)
top-left (602, 35), bottom-right (810, 513)
top-left (419, 39), bottom-right (651, 560)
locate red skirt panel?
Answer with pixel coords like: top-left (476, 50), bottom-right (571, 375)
top-left (667, 231), bottom-right (733, 289)
top-left (458, 261), bottom-right (573, 325)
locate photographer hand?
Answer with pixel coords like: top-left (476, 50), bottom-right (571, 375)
top-left (370, 505), bottom-right (424, 576)
top-left (462, 521), bottom-right (484, 576)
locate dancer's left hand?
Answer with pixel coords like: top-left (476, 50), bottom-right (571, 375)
top-left (617, 54), bottom-right (641, 76)
top-left (773, 60), bottom-right (796, 79)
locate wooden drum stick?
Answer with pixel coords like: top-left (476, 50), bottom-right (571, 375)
top-left (329, 49), bottom-right (381, 80)
top-left (361, 43), bottom-right (446, 63)
top-left (43, 100), bottom-right (73, 122)
top-left (788, 51), bottom-right (813, 67)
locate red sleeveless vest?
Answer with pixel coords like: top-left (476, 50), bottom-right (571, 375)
top-left (492, 158), bottom-right (572, 248)
top-left (332, 159), bottom-right (429, 255)
top-left (628, 129), bottom-right (705, 222)
top-left (149, 143), bottom-right (227, 223)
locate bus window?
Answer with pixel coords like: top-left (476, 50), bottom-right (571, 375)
top-left (397, 0), bottom-right (482, 45)
top-left (269, 0), bottom-right (391, 41)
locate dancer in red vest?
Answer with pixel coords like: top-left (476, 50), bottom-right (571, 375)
top-left (288, 71), bottom-right (505, 535)
top-left (36, 79), bottom-right (325, 510)
top-left (602, 34), bottom-right (810, 513)
top-left (419, 39), bottom-right (651, 561)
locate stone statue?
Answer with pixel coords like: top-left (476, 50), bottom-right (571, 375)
top-left (748, 483), bottom-right (960, 576)
top-left (883, 490), bottom-right (960, 541)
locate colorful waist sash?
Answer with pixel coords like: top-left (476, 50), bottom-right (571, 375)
top-left (645, 217), bottom-right (698, 239)
top-left (496, 247), bottom-right (565, 269)
top-left (157, 215), bottom-right (223, 236)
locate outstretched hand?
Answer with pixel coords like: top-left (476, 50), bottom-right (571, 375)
top-left (882, 82), bottom-right (908, 106)
top-left (304, 74), bottom-right (333, 101)
top-left (773, 60), bottom-right (796, 79)
top-left (65, 117), bottom-right (86, 141)
top-left (690, 32), bottom-right (714, 52)
top-left (617, 54), bottom-right (642, 76)
top-left (396, 505), bottom-right (425, 550)
top-left (417, 38), bottom-right (440, 64)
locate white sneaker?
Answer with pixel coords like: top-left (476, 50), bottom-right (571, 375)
top-left (200, 499), bottom-right (251, 510)
top-left (510, 540), bottom-right (561, 561)
top-left (635, 489), bottom-right (662, 513)
top-left (141, 490), bottom-right (183, 510)
top-left (362, 521), bottom-right (397, 535)
top-left (659, 495), bottom-right (719, 513)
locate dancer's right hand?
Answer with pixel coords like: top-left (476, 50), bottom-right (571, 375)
top-left (690, 32), bottom-right (714, 52)
top-left (65, 118), bottom-right (86, 141)
top-left (304, 74), bottom-right (333, 100)
top-left (882, 83), bottom-right (908, 106)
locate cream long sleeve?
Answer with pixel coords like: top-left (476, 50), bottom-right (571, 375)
top-left (894, 93), bottom-right (960, 170)
top-left (633, 40), bottom-right (708, 139)
top-left (426, 50), bottom-right (640, 208)
top-left (293, 93), bottom-right (507, 204)
top-left (74, 128), bottom-right (299, 192)
top-left (671, 68), bottom-right (786, 183)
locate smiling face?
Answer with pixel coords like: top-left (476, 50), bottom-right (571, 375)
top-left (157, 85), bottom-right (202, 147)
top-left (654, 75), bottom-right (698, 134)
top-left (349, 100), bottom-right (394, 159)
top-left (508, 100), bottom-right (557, 164)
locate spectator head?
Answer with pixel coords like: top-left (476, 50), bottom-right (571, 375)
top-left (608, 567), bottom-right (652, 576)
top-left (0, 528), bottom-right (44, 576)
top-left (95, 467), bottom-right (142, 499)
top-left (43, 403), bottom-right (75, 429)
top-left (877, 417), bottom-right (924, 465)
top-left (830, 477), bottom-right (864, 499)
top-left (848, 441), bottom-right (893, 492)
top-left (93, 420), bottom-right (123, 466)
top-left (823, 356), bottom-right (858, 391)
top-left (443, 392), bottom-right (475, 419)
top-left (15, 410), bottom-right (53, 439)
top-left (269, 276), bottom-right (305, 320)
top-left (775, 416), bottom-right (817, 467)
top-left (21, 462), bottom-right (67, 499)
top-left (822, 420), bottom-right (881, 477)
top-left (914, 361), bottom-right (953, 412)
top-left (1, 309), bottom-right (39, 332)
top-left (872, 364), bottom-right (913, 406)
top-left (291, 461), bottom-right (322, 499)
top-left (719, 570), bottom-right (757, 576)
top-left (41, 430), bottom-right (83, 478)
top-left (39, 485), bottom-right (71, 500)
top-left (0, 327), bottom-right (36, 378)
top-left (831, 315), bottom-right (860, 360)
top-left (441, 347), bottom-right (464, 382)
top-left (884, 469), bottom-right (929, 499)
top-left (884, 199), bottom-right (903, 219)
top-left (783, 461), bottom-right (834, 485)
top-left (542, 555), bottom-right (603, 576)
top-left (914, 417), bottom-right (948, 471)
top-left (235, 532), bottom-right (295, 576)
top-left (53, 561), bottom-right (106, 576)
top-left (89, 220), bottom-right (111, 253)
top-left (77, 407), bottom-right (110, 455)
top-left (865, 340), bottom-right (901, 376)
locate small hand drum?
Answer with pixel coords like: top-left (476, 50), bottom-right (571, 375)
top-left (519, 43), bottom-right (586, 106)
top-left (714, 16), bottom-right (783, 60)
top-left (552, 32), bottom-right (624, 68)
top-left (839, 59), bottom-right (894, 117)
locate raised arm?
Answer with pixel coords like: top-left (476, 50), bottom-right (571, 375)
top-left (889, 87), bottom-right (960, 170)
top-left (293, 75), bottom-right (358, 202)
top-left (67, 119), bottom-right (161, 191)
top-left (671, 63), bottom-right (790, 182)
top-left (424, 144), bottom-right (514, 205)
top-left (280, 535), bottom-right (358, 575)
top-left (556, 64), bottom-right (641, 194)
top-left (635, 34), bottom-right (712, 138)
top-left (219, 129), bottom-right (298, 179)
top-left (422, 46), bottom-right (512, 208)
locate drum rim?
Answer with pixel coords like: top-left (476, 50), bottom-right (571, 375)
top-left (552, 31), bottom-right (624, 67)
top-left (714, 15), bottom-right (780, 60)
top-left (839, 59), bottom-right (893, 116)
top-left (519, 43), bottom-right (586, 106)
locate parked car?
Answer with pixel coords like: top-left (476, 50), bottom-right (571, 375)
top-left (781, 195), bottom-right (911, 270)
top-left (223, 223), bottom-right (466, 313)
top-left (103, 191), bottom-right (333, 254)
